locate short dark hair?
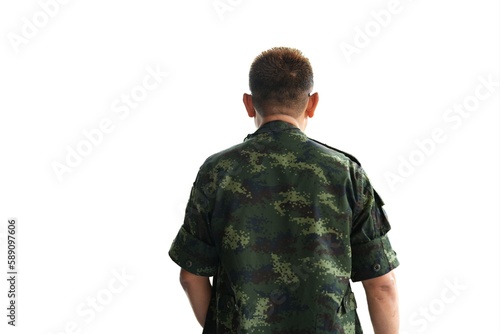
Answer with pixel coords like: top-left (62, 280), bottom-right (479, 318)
top-left (249, 47), bottom-right (314, 116)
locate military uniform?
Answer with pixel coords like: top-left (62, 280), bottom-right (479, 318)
top-left (169, 120), bottom-right (399, 333)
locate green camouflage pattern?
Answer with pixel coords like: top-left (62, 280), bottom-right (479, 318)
top-left (169, 120), bottom-right (399, 333)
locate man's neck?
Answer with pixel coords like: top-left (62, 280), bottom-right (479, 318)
top-left (256, 114), bottom-right (306, 131)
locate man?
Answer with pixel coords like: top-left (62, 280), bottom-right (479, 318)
top-left (169, 47), bottom-right (400, 333)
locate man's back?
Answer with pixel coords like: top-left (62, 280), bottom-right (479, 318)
top-left (170, 120), bottom-right (398, 333)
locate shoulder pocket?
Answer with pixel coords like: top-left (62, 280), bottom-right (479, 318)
top-left (374, 189), bottom-right (391, 235)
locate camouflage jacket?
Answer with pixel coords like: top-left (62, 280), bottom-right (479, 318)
top-left (169, 120), bottom-right (399, 333)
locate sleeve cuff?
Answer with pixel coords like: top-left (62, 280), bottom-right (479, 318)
top-left (168, 226), bottom-right (218, 277)
top-left (351, 234), bottom-right (399, 282)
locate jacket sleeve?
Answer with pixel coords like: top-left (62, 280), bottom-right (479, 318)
top-left (350, 167), bottom-right (399, 282)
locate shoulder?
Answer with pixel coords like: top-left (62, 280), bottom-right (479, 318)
top-left (308, 138), bottom-right (386, 203)
top-left (192, 140), bottom-right (254, 181)
top-left (202, 141), bottom-right (247, 167)
top-left (306, 137), bottom-right (366, 174)
top-left (308, 138), bottom-right (363, 167)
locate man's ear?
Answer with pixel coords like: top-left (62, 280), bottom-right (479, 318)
top-left (306, 92), bottom-right (319, 118)
top-left (243, 93), bottom-right (256, 118)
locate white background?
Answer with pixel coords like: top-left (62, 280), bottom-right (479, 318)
top-left (0, 0), bottom-right (498, 333)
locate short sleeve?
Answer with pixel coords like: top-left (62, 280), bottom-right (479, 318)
top-left (350, 168), bottom-right (399, 282)
top-left (168, 175), bottom-right (218, 277)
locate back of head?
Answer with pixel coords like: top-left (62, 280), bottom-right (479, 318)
top-left (249, 47), bottom-right (314, 117)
